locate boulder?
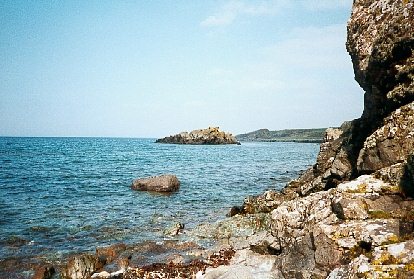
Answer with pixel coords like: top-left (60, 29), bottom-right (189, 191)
top-left (61, 254), bottom-right (104, 279)
top-left (96, 243), bottom-right (127, 264)
top-left (156, 127), bottom-right (239, 145)
top-left (131, 174), bottom-right (180, 192)
top-left (32, 264), bottom-right (55, 279)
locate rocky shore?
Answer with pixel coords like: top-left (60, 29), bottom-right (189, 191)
top-left (8, 0), bottom-right (414, 278)
top-left (156, 127), bottom-right (239, 145)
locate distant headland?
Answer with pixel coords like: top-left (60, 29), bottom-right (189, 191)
top-left (236, 128), bottom-right (332, 143)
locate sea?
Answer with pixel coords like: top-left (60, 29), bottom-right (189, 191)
top-left (0, 137), bottom-right (319, 262)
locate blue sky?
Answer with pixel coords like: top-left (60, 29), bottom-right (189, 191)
top-left (0, 0), bottom-right (362, 137)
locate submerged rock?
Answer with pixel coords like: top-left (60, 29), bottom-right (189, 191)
top-left (156, 127), bottom-right (239, 145)
top-left (131, 174), bottom-right (180, 192)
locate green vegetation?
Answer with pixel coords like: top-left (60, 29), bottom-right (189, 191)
top-left (236, 128), bottom-right (328, 143)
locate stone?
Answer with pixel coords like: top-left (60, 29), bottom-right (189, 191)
top-left (331, 193), bottom-right (369, 220)
top-left (91, 269), bottom-right (125, 279)
top-left (347, 0), bottom-right (414, 123)
top-left (156, 127), bottom-right (239, 145)
top-left (239, 189), bottom-right (299, 215)
top-left (202, 249), bottom-right (277, 279)
top-left (401, 154), bottom-right (414, 197)
top-left (91, 271), bottom-right (111, 278)
top-left (131, 174), bottom-right (180, 192)
top-left (96, 243), bottom-right (127, 264)
top-left (189, 213), bottom-right (271, 242)
top-left (313, 229), bottom-right (342, 270)
top-left (374, 162), bottom-right (406, 185)
top-left (165, 254), bottom-right (185, 265)
top-left (275, 234), bottom-right (319, 279)
top-left (163, 222), bottom-right (184, 236)
top-left (32, 264), bottom-right (55, 279)
top-left (292, 121), bottom-right (356, 195)
top-left (324, 127), bottom-right (343, 142)
top-left (357, 102), bottom-right (414, 172)
top-left (336, 174), bottom-right (400, 194)
top-left (61, 254), bottom-right (104, 279)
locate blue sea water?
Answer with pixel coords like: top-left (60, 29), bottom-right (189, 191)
top-left (0, 137), bottom-right (319, 261)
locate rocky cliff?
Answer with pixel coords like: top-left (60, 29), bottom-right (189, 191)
top-left (156, 127), bottom-right (239, 145)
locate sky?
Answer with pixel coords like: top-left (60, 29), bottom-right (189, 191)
top-left (0, 0), bottom-right (363, 138)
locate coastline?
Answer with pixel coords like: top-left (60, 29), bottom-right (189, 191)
top-left (1, 0), bottom-right (413, 278)
top-left (59, 0), bottom-right (414, 278)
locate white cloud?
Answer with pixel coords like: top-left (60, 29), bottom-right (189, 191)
top-left (200, 0), bottom-right (288, 27)
top-left (202, 22), bottom-right (362, 130)
top-left (262, 24), bottom-right (349, 71)
top-left (200, 0), bottom-right (351, 27)
top-left (206, 24), bottom-right (349, 94)
top-left (301, 0), bottom-right (351, 11)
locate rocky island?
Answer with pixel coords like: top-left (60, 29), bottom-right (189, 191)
top-left (156, 127), bottom-right (239, 145)
top-left (20, 1), bottom-right (414, 278)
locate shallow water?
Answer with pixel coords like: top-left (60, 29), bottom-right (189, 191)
top-left (0, 137), bottom-right (319, 260)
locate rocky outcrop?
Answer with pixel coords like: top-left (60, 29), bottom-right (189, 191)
top-left (61, 254), bottom-right (105, 279)
top-left (131, 174), bottom-right (180, 192)
top-left (156, 127), bottom-right (239, 145)
top-left (197, 172), bottom-right (414, 278)
top-left (347, 0), bottom-right (414, 124)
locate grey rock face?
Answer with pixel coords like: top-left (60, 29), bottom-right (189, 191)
top-left (131, 174), bottom-right (180, 192)
top-left (357, 102), bottom-right (414, 172)
top-left (347, 0), bottom-right (414, 123)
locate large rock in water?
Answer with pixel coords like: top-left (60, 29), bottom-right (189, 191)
top-left (156, 127), bottom-right (239, 145)
top-left (131, 174), bottom-right (180, 192)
